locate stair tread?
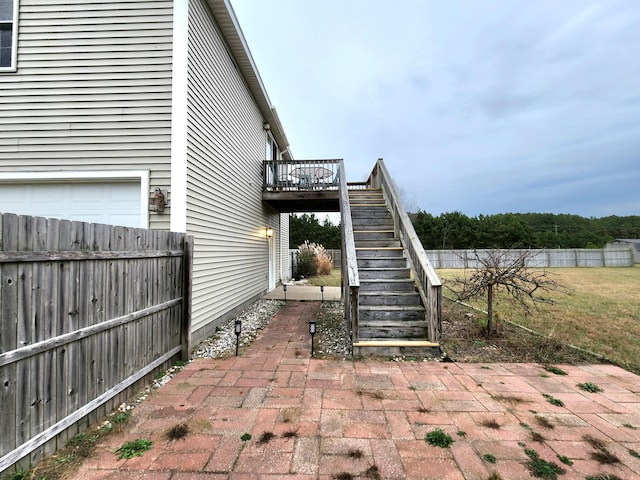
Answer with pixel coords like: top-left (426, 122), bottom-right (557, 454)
top-left (353, 340), bottom-right (440, 347)
top-left (360, 305), bottom-right (424, 311)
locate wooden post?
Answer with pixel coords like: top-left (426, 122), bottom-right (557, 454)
top-left (181, 236), bottom-right (194, 362)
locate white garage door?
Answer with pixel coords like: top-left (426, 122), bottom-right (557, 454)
top-left (0, 181), bottom-right (143, 228)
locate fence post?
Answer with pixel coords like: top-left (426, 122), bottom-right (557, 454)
top-left (181, 235), bottom-right (194, 361)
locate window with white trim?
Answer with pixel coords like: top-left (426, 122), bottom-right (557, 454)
top-left (0, 0), bottom-right (18, 70)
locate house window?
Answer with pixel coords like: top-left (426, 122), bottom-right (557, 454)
top-left (0, 0), bottom-right (18, 70)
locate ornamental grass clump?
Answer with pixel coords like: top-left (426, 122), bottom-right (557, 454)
top-left (296, 241), bottom-right (333, 277)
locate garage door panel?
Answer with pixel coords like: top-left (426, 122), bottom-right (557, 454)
top-left (0, 182), bottom-right (143, 228)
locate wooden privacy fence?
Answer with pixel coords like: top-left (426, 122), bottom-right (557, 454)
top-left (0, 213), bottom-right (192, 474)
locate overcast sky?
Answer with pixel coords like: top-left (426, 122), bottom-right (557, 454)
top-left (231, 0), bottom-right (640, 218)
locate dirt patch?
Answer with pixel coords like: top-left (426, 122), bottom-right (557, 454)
top-left (441, 299), bottom-right (607, 365)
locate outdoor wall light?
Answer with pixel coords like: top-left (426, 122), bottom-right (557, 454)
top-left (263, 122), bottom-right (271, 131)
top-left (266, 227), bottom-right (274, 238)
top-left (283, 283), bottom-right (288, 302)
top-left (309, 320), bottom-right (317, 357)
top-left (234, 320), bottom-right (242, 357)
top-left (148, 187), bottom-right (167, 213)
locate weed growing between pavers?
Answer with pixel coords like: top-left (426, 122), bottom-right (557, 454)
top-left (542, 393), bottom-right (565, 407)
top-left (281, 428), bottom-right (299, 439)
top-left (578, 382), bottom-right (603, 393)
top-left (332, 473), bottom-right (354, 480)
top-left (480, 419), bottom-right (501, 429)
top-left (491, 393), bottom-right (527, 405)
top-left (622, 423), bottom-right (637, 430)
top-left (355, 389), bottom-right (385, 400)
top-left (457, 430), bottom-right (467, 437)
top-left (483, 453), bottom-right (497, 463)
top-left (534, 415), bottom-right (555, 429)
top-left (556, 454), bottom-right (573, 466)
top-left (486, 473), bottom-right (503, 480)
top-left (166, 423), bottom-right (189, 440)
top-left (364, 465), bottom-right (381, 480)
top-left (425, 428), bottom-right (454, 448)
top-left (417, 406), bottom-right (431, 413)
top-left (520, 422), bottom-right (545, 443)
top-left (240, 433), bottom-right (252, 441)
top-left (544, 366), bottom-right (568, 376)
top-left (524, 448), bottom-right (565, 479)
top-left (585, 475), bottom-right (623, 480)
top-left (114, 439), bottom-right (153, 460)
top-left (257, 431), bottom-right (276, 445)
top-left (583, 433), bottom-right (621, 464)
top-left (629, 449), bottom-right (640, 458)
top-left (346, 449), bottom-right (364, 459)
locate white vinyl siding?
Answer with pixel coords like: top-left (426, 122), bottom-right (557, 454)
top-left (0, 0), bottom-right (174, 229)
top-left (186, 0), bottom-right (280, 336)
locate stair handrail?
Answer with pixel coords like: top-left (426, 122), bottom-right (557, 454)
top-left (369, 158), bottom-right (443, 342)
top-left (338, 160), bottom-right (360, 344)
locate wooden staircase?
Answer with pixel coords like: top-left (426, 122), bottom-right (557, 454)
top-left (349, 189), bottom-right (440, 357)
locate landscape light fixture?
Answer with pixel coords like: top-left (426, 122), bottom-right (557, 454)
top-left (320, 285), bottom-right (324, 303)
top-left (266, 227), bottom-right (273, 238)
top-left (283, 283), bottom-right (287, 302)
top-left (309, 320), bottom-right (317, 357)
top-left (234, 320), bottom-right (242, 357)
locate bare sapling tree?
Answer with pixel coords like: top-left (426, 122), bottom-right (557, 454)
top-left (449, 249), bottom-right (564, 335)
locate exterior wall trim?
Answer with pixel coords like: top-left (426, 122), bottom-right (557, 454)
top-left (0, 0), bottom-right (19, 72)
top-left (0, 170), bottom-right (150, 228)
top-left (170, 0), bottom-right (189, 233)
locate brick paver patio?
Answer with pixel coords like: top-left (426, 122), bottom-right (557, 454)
top-left (70, 301), bottom-right (640, 479)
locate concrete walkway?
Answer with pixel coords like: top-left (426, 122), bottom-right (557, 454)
top-left (262, 284), bottom-right (341, 302)
top-left (72, 302), bottom-right (640, 479)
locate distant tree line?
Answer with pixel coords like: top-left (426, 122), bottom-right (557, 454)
top-left (290, 211), bottom-right (640, 251)
top-left (289, 213), bottom-right (341, 249)
top-left (412, 211), bottom-right (640, 249)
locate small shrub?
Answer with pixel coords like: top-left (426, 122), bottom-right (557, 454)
top-left (425, 428), bottom-right (454, 448)
top-left (296, 241), bottom-right (318, 278)
top-left (578, 382), bottom-right (603, 393)
top-left (114, 439), bottom-right (153, 460)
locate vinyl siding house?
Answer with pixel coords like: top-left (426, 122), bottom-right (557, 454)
top-left (0, 0), bottom-right (292, 344)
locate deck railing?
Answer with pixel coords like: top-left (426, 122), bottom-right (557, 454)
top-left (338, 162), bottom-right (360, 345)
top-left (263, 159), bottom-right (341, 191)
top-left (368, 159), bottom-right (443, 342)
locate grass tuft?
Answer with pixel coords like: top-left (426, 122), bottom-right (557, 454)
top-left (480, 419), bottom-right (501, 430)
top-left (578, 382), bottom-right (603, 393)
top-left (425, 428), bottom-right (454, 448)
top-left (524, 448), bottom-right (565, 479)
top-left (534, 415), bottom-right (555, 429)
top-left (544, 366), bottom-right (568, 376)
top-left (542, 393), bottom-right (565, 407)
top-left (166, 423), bottom-right (189, 440)
top-left (364, 465), bottom-right (382, 480)
top-left (257, 431), bottom-right (276, 445)
top-left (114, 439), bottom-right (153, 460)
top-left (483, 453), bottom-right (497, 463)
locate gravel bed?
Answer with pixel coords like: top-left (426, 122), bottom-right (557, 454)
top-left (193, 299), bottom-right (285, 358)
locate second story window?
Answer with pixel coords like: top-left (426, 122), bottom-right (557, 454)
top-left (0, 0), bottom-right (18, 71)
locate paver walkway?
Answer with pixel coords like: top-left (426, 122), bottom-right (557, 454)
top-left (73, 302), bottom-right (640, 479)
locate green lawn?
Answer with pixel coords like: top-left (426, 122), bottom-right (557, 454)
top-left (306, 268), bottom-right (342, 287)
